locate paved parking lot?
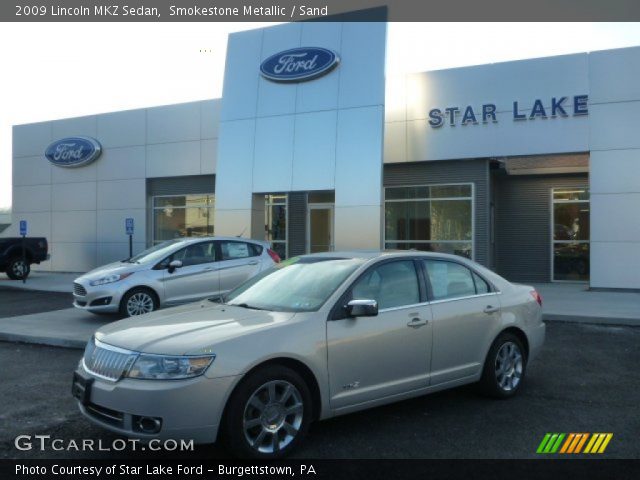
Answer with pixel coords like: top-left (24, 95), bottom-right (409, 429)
top-left (0, 287), bottom-right (73, 318)
top-left (1, 321), bottom-right (638, 459)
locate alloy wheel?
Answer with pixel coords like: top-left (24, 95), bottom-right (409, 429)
top-left (126, 292), bottom-right (155, 316)
top-left (242, 380), bottom-right (304, 454)
top-left (495, 341), bottom-right (523, 392)
top-left (12, 260), bottom-right (27, 277)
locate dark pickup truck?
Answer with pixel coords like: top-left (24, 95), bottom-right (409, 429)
top-left (0, 237), bottom-right (49, 280)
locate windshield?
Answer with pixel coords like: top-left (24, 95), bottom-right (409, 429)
top-left (127, 239), bottom-right (186, 264)
top-left (224, 257), bottom-right (365, 312)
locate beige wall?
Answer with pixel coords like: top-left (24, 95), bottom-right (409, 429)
top-left (7, 99), bottom-right (220, 272)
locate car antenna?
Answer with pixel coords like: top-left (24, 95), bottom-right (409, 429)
top-left (236, 227), bottom-right (246, 238)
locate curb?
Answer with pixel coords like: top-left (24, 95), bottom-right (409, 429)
top-left (0, 332), bottom-right (85, 349)
top-left (543, 314), bottom-right (640, 327)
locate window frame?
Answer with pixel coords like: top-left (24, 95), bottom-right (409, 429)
top-left (265, 194), bottom-right (288, 260)
top-left (330, 257), bottom-right (429, 320)
top-left (383, 182), bottom-right (475, 260)
top-left (151, 193), bottom-right (215, 245)
top-left (153, 240), bottom-right (217, 270)
top-left (217, 240), bottom-right (262, 262)
top-left (550, 186), bottom-right (590, 283)
top-left (419, 258), bottom-right (497, 304)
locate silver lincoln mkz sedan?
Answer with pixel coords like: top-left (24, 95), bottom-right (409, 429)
top-left (73, 251), bottom-right (545, 458)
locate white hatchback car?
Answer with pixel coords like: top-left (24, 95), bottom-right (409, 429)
top-left (73, 237), bottom-right (279, 317)
top-left (73, 251), bottom-right (545, 458)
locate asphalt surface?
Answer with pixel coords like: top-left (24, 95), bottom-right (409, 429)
top-left (0, 286), bottom-right (74, 318)
top-left (0, 321), bottom-right (638, 460)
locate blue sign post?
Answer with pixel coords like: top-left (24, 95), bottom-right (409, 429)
top-left (125, 218), bottom-right (134, 258)
top-left (19, 220), bottom-right (27, 283)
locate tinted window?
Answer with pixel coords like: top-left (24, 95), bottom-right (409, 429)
top-left (424, 260), bottom-right (475, 300)
top-left (473, 272), bottom-right (490, 294)
top-left (351, 260), bottom-right (420, 310)
top-left (219, 241), bottom-right (261, 260)
top-left (173, 242), bottom-right (216, 266)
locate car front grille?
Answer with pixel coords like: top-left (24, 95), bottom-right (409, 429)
top-left (83, 338), bottom-right (136, 381)
top-left (74, 282), bottom-right (87, 296)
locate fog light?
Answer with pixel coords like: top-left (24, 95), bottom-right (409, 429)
top-left (89, 297), bottom-right (112, 306)
top-left (133, 415), bottom-right (162, 434)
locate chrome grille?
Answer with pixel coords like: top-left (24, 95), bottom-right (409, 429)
top-left (83, 338), bottom-right (136, 381)
top-left (74, 282), bottom-right (87, 296)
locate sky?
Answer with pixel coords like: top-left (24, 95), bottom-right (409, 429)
top-left (1, 22), bottom-right (640, 211)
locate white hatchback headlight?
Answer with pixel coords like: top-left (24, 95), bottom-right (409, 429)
top-left (126, 354), bottom-right (215, 380)
top-left (89, 272), bottom-right (133, 286)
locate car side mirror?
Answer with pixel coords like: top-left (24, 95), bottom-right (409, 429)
top-left (346, 299), bottom-right (378, 317)
top-left (168, 259), bottom-right (183, 273)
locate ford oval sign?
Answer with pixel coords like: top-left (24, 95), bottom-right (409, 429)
top-left (260, 47), bottom-right (340, 83)
top-left (44, 137), bottom-right (102, 168)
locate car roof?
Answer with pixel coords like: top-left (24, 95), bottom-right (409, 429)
top-left (300, 250), bottom-right (465, 261)
top-left (166, 236), bottom-right (268, 245)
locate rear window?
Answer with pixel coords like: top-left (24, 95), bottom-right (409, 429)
top-left (219, 241), bottom-right (262, 260)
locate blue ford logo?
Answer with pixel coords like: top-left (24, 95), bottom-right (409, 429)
top-left (260, 47), bottom-right (340, 83)
top-left (45, 137), bottom-right (102, 168)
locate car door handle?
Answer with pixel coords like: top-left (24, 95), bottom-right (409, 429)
top-left (407, 317), bottom-right (428, 328)
top-left (248, 260), bottom-right (259, 265)
top-left (483, 305), bottom-right (500, 314)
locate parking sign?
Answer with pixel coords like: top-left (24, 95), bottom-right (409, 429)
top-left (125, 218), bottom-right (134, 235)
top-left (19, 220), bottom-right (27, 236)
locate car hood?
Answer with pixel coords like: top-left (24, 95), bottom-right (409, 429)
top-left (94, 301), bottom-right (296, 355)
top-left (77, 261), bottom-right (143, 281)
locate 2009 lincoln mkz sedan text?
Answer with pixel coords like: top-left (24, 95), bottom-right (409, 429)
top-left (72, 251), bottom-right (545, 458)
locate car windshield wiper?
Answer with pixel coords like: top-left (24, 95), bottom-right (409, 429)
top-left (231, 303), bottom-right (266, 311)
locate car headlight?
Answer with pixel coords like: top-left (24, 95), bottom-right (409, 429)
top-left (126, 354), bottom-right (215, 380)
top-left (89, 272), bottom-right (133, 286)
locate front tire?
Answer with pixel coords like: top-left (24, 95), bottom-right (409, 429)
top-left (6, 258), bottom-right (30, 280)
top-left (222, 365), bottom-right (312, 459)
top-left (479, 332), bottom-right (527, 398)
top-left (119, 287), bottom-right (158, 317)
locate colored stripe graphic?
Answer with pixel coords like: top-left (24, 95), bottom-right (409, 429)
top-left (574, 433), bottom-right (589, 453)
top-left (584, 433), bottom-right (614, 454)
top-left (537, 433), bottom-right (613, 454)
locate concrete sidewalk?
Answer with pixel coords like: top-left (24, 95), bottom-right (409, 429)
top-left (0, 274), bottom-right (637, 351)
top-left (0, 308), bottom-right (112, 349)
top-left (533, 282), bottom-right (640, 326)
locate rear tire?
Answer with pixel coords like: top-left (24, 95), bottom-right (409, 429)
top-left (222, 365), bottom-right (312, 459)
top-left (479, 332), bottom-right (527, 398)
top-left (6, 258), bottom-right (30, 280)
top-left (119, 287), bottom-right (158, 317)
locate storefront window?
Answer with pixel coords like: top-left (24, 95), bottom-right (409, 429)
top-left (153, 194), bottom-right (215, 244)
top-left (384, 184), bottom-right (473, 259)
top-left (265, 194), bottom-right (287, 259)
top-left (552, 188), bottom-right (590, 281)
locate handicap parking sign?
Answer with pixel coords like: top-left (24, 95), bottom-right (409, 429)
top-left (125, 218), bottom-right (134, 235)
top-left (19, 220), bottom-right (27, 236)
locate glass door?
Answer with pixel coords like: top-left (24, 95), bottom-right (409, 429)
top-left (551, 187), bottom-right (590, 282)
top-left (308, 205), bottom-right (334, 253)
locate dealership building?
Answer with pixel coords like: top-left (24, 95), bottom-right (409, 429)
top-left (5, 21), bottom-right (640, 289)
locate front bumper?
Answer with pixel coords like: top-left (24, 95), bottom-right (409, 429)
top-left (74, 366), bottom-right (240, 444)
top-left (73, 280), bottom-right (126, 313)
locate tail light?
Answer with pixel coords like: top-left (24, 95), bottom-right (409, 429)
top-left (267, 248), bottom-right (281, 263)
top-left (530, 290), bottom-right (542, 306)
